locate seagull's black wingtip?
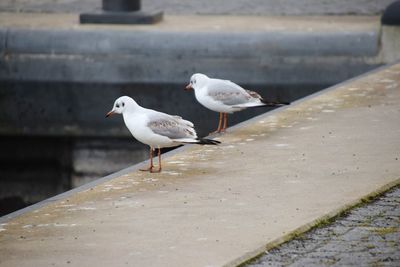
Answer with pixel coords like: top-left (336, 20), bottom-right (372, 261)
top-left (198, 138), bottom-right (221, 145)
top-left (261, 99), bottom-right (291, 107)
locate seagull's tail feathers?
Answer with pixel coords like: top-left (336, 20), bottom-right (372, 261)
top-left (173, 138), bottom-right (220, 145)
top-left (197, 138), bottom-right (221, 145)
top-left (260, 99), bottom-right (290, 107)
top-left (232, 100), bottom-right (289, 110)
top-left (232, 101), bottom-right (266, 109)
top-left (244, 89), bottom-right (290, 107)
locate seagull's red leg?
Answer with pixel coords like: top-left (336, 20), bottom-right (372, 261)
top-left (151, 148), bottom-right (162, 173)
top-left (158, 148), bottom-right (162, 172)
top-left (222, 113), bottom-right (228, 131)
top-left (140, 147), bottom-right (154, 172)
top-left (210, 112), bottom-right (223, 134)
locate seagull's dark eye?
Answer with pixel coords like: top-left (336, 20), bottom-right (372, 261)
top-left (122, 102), bottom-right (125, 107)
top-left (116, 104), bottom-right (120, 108)
top-left (193, 80), bottom-right (196, 84)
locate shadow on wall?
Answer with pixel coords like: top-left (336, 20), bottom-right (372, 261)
top-left (0, 196), bottom-right (30, 217)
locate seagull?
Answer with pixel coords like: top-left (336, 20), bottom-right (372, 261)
top-left (185, 73), bottom-right (290, 133)
top-left (106, 96), bottom-right (220, 173)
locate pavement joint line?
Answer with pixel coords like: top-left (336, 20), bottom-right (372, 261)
top-left (0, 61), bottom-right (398, 224)
top-left (230, 178), bottom-right (400, 267)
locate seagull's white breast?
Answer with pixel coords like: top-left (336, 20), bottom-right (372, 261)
top-left (123, 112), bottom-right (175, 148)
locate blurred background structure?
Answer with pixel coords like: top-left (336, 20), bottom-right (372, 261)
top-left (0, 0), bottom-right (395, 15)
top-left (0, 0), bottom-right (399, 216)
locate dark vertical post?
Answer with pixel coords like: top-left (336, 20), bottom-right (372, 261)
top-left (80, 0), bottom-right (163, 24)
top-left (381, 0), bottom-right (400, 25)
top-left (102, 0), bottom-right (140, 12)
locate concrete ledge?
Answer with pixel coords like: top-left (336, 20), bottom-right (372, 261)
top-left (0, 14), bottom-right (381, 84)
top-left (1, 62), bottom-right (399, 266)
top-left (0, 0), bottom-right (395, 15)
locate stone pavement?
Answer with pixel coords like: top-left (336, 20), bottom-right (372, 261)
top-left (1, 60), bottom-right (399, 267)
top-left (0, 0), bottom-right (394, 15)
top-left (247, 186), bottom-right (400, 267)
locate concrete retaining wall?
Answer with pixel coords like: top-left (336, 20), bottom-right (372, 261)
top-left (0, 17), bottom-right (381, 85)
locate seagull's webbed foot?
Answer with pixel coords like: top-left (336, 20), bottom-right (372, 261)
top-left (210, 113), bottom-right (228, 134)
top-left (143, 148), bottom-right (162, 173)
top-left (140, 147), bottom-right (157, 172)
top-left (150, 166), bottom-right (162, 173)
top-left (209, 112), bottom-right (224, 134)
top-left (209, 129), bottom-right (225, 134)
top-left (140, 166), bottom-right (154, 172)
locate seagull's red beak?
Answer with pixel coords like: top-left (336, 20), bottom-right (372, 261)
top-left (106, 110), bottom-right (115, 117)
top-left (184, 84), bottom-right (193, 91)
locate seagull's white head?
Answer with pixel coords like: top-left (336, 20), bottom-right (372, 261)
top-left (106, 96), bottom-right (138, 117)
top-left (185, 73), bottom-right (209, 91)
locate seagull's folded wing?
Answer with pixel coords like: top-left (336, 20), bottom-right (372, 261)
top-left (207, 79), bottom-right (253, 106)
top-left (147, 113), bottom-right (198, 140)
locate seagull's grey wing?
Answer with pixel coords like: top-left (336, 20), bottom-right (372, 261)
top-left (147, 112), bottom-right (197, 140)
top-left (207, 79), bottom-right (252, 106)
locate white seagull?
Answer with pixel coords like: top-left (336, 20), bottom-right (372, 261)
top-left (185, 73), bottom-right (290, 133)
top-left (106, 96), bottom-right (220, 173)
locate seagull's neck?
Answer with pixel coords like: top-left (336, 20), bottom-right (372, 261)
top-left (195, 77), bottom-right (209, 91)
top-left (123, 101), bottom-right (144, 116)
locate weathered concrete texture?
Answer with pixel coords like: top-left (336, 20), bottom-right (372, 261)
top-left (247, 186), bottom-right (400, 267)
top-left (0, 63), bottom-right (400, 267)
top-left (381, 25), bottom-right (400, 63)
top-left (0, 0), bottom-right (394, 15)
top-left (0, 14), bottom-right (381, 84)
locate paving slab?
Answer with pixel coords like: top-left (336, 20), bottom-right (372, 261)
top-left (247, 186), bottom-right (400, 266)
top-left (1, 63), bottom-right (400, 267)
